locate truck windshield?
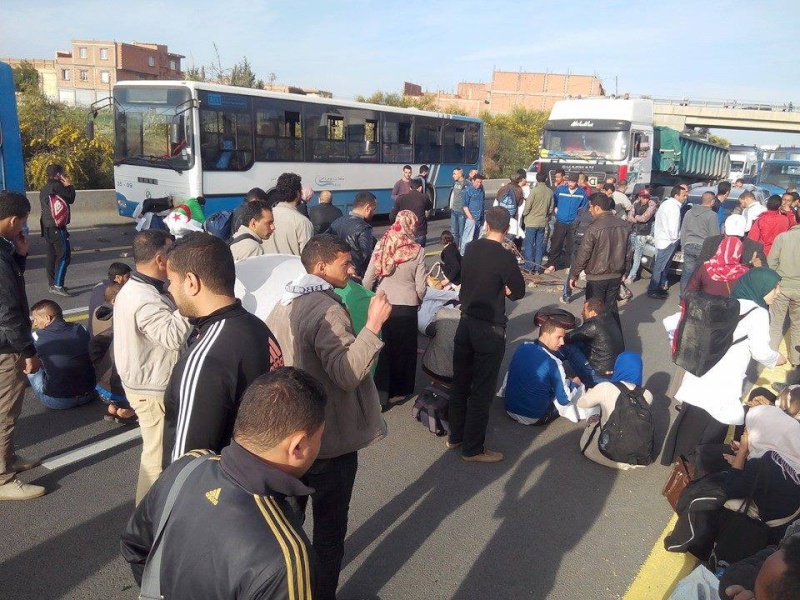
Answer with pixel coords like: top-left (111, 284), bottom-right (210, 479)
top-left (114, 86), bottom-right (193, 171)
top-left (542, 130), bottom-right (627, 161)
top-left (760, 163), bottom-right (800, 189)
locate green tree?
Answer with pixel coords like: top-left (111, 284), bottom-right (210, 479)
top-left (481, 108), bottom-right (548, 178)
top-left (185, 65), bottom-right (207, 82)
top-left (11, 60), bottom-right (39, 94)
top-left (230, 57), bottom-right (261, 89)
top-left (185, 46), bottom-right (269, 89)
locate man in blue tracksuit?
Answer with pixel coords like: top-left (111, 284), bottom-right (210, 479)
top-left (460, 172), bottom-right (487, 253)
top-left (545, 173), bottom-right (587, 270)
top-left (39, 164), bottom-right (76, 297)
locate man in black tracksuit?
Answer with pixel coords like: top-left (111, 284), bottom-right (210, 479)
top-left (162, 233), bottom-right (284, 465)
top-left (38, 164), bottom-right (76, 296)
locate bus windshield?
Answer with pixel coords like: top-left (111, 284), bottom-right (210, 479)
top-left (114, 86), bottom-right (193, 171)
top-left (541, 130), bottom-right (627, 161)
top-left (760, 163), bottom-right (800, 189)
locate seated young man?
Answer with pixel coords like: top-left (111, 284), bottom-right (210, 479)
top-left (87, 262), bottom-right (131, 336)
top-left (560, 298), bottom-right (624, 388)
top-left (29, 300), bottom-right (96, 410)
top-left (439, 230), bottom-right (462, 287)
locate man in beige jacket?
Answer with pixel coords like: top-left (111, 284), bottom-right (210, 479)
top-left (262, 172), bottom-right (314, 256)
top-left (113, 230), bottom-right (191, 503)
top-left (267, 234), bottom-right (391, 600)
top-left (229, 200), bottom-right (275, 262)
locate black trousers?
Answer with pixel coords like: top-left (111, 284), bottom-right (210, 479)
top-left (448, 316), bottom-right (506, 457)
top-left (660, 403), bottom-right (729, 466)
top-left (546, 221), bottom-right (573, 270)
top-left (585, 278), bottom-right (622, 329)
top-left (43, 226), bottom-right (71, 287)
top-left (299, 452), bottom-right (358, 600)
top-left (374, 305), bottom-right (418, 398)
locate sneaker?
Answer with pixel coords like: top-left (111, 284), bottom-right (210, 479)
top-left (647, 290), bottom-right (668, 300)
top-left (10, 454), bottom-right (40, 473)
top-left (559, 295), bottom-right (570, 304)
top-left (462, 449), bottom-right (504, 463)
top-left (0, 478), bottom-right (46, 500)
top-left (50, 286), bottom-right (72, 297)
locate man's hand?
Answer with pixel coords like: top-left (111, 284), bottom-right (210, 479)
top-left (14, 230), bottom-right (30, 257)
top-left (777, 353), bottom-right (788, 366)
top-left (569, 278), bottom-right (578, 291)
top-left (751, 252), bottom-right (762, 268)
top-left (504, 286), bottom-right (512, 297)
top-left (18, 356), bottom-right (41, 374)
top-left (725, 584), bottom-right (755, 599)
top-left (365, 290), bottom-right (392, 335)
top-left (59, 174), bottom-right (72, 187)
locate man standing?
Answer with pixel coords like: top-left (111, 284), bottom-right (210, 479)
top-left (391, 177), bottom-right (432, 246)
top-left (114, 230), bottom-right (192, 504)
top-left (229, 187), bottom-right (270, 237)
top-left (39, 164), bottom-right (75, 297)
top-left (229, 200), bottom-right (275, 262)
top-left (328, 192), bottom-right (377, 280)
top-left (546, 173), bottom-right (588, 270)
top-left (612, 179), bottom-right (632, 218)
top-left (679, 191), bottom-right (720, 295)
top-left (460, 172), bottom-right (486, 253)
top-left (714, 180), bottom-right (732, 231)
top-left (262, 172), bottom-right (314, 256)
top-left (750, 195), bottom-right (791, 257)
top-left (267, 234), bottom-right (391, 600)
top-left (392, 165), bottom-right (413, 202)
top-left (449, 168), bottom-right (468, 243)
top-left (740, 190), bottom-right (766, 233)
top-left (768, 221), bottom-right (800, 368)
top-left (647, 185), bottom-right (687, 299)
top-left (568, 193), bottom-right (631, 322)
top-left (448, 207), bottom-right (525, 463)
top-left (418, 164), bottom-right (430, 193)
top-left (552, 169), bottom-right (566, 189)
top-left (164, 233), bottom-right (283, 462)
top-left (625, 189), bottom-right (657, 285)
top-left (309, 190), bottom-right (343, 235)
top-left (522, 170), bottom-right (554, 271)
top-left (0, 191), bottom-right (43, 501)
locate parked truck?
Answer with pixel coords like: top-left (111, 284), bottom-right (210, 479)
top-left (727, 144), bottom-right (760, 183)
top-left (529, 98), bottom-right (729, 198)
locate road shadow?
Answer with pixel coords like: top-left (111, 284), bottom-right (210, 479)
top-left (17, 395), bottom-right (116, 450)
top-left (646, 371), bottom-right (674, 457)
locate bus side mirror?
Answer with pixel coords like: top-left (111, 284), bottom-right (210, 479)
top-left (85, 120), bottom-right (94, 140)
top-left (169, 123), bottom-right (180, 145)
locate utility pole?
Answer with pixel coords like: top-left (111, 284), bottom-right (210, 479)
top-left (615, 76), bottom-right (618, 97)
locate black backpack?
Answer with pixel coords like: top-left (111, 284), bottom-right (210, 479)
top-left (597, 382), bottom-right (654, 466)
top-left (203, 209), bottom-right (234, 240)
top-left (412, 382), bottom-right (450, 436)
top-left (497, 188), bottom-right (518, 217)
top-left (671, 291), bottom-right (756, 378)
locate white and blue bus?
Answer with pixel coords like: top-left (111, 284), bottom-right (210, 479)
top-left (110, 80), bottom-right (483, 217)
top-left (0, 62), bottom-right (26, 194)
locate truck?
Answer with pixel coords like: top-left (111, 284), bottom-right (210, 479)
top-left (727, 144), bottom-right (760, 183)
top-left (529, 98), bottom-right (730, 198)
top-left (758, 148), bottom-right (800, 195)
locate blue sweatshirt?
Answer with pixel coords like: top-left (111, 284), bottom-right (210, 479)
top-left (463, 186), bottom-right (486, 223)
top-left (554, 185), bottom-right (588, 224)
top-left (504, 341), bottom-right (575, 419)
top-left (33, 319), bottom-right (95, 397)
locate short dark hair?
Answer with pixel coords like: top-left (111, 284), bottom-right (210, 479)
top-left (45, 164), bottom-right (64, 179)
top-left (584, 298), bottom-right (605, 314)
top-left (410, 177), bottom-right (424, 191)
top-left (602, 183), bottom-right (616, 193)
top-left (30, 299), bottom-right (63, 319)
top-left (718, 181), bottom-right (732, 195)
top-left (353, 191), bottom-right (377, 209)
top-left (605, 175), bottom-right (617, 184)
top-left (0, 191), bottom-right (31, 220)
top-left (403, 164), bottom-right (412, 171)
top-left (484, 206), bottom-right (511, 233)
top-left (671, 185), bottom-right (685, 198)
top-left (132, 230), bottom-right (173, 265)
top-left (701, 191), bottom-right (717, 205)
top-left (440, 230), bottom-right (455, 245)
top-left (554, 168), bottom-right (566, 177)
top-left (516, 168), bottom-right (527, 179)
top-left (791, 191), bottom-right (800, 201)
top-left (108, 262), bottom-right (132, 280)
top-left (233, 367), bottom-right (327, 449)
top-left (419, 164), bottom-right (429, 174)
top-left (589, 192), bottom-right (613, 211)
top-left (301, 234), bottom-right (351, 272)
top-left (536, 171), bottom-right (548, 183)
top-left (241, 200), bottom-right (271, 228)
top-left (166, 232), bottom-right (235, 295)
top-left (245, 187), bottom-right (269, 203)
top-left (104, 282), bottom-right (123, 303)
top-left (770, 535), bottom-right (800, 599)
top-left (739, 190), bottom-right (756, 204)
top-left (767, 195), bottom-right (783, 211)
top-left (539, 320), bottom-right (565, 336)
top-left (275, 172), bottom-right (302, 203)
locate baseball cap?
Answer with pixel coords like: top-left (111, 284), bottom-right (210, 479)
top-left (567, 173), bottom-right (579, 182)
top-left (724, 214), bottom-right (746, 237)
top-left (637, 188), bottom-right (651, 198)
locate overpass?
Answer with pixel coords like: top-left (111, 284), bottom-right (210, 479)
top-left (651, 97), bottom-right (800, 133)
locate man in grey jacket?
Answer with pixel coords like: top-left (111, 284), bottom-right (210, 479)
top-left (679, 191), bottom-right (720, 296)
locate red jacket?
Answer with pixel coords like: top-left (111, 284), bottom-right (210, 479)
top-left (749, 210), bottom-right (790, 256)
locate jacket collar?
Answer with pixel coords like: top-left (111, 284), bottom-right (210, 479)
top-left (190, 299), bottom-right (245, 329)
top-left (234, 225), bottom-right (261, 242)
top-left (0, 236), bottom-right (14, 255)
top-left (131, 271), bottom-right (167, 294)
top-left (220, 440), bottom-right (314, 498)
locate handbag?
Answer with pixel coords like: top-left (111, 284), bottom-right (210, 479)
top-left (426, 263), bottom-right (445, 290)
top-left (663, 455), bottom-right (696, 512)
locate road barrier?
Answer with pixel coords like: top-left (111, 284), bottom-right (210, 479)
top-left (25, 189), bottom-right (127, 233)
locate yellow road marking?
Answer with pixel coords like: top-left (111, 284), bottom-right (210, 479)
top-left (65, 313), bottom-right (88, 323)
top-left (28, 245), bottom-right (129, 260)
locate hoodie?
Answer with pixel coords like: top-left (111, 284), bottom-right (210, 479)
top-left (680, 204), bottom-right (720, 247)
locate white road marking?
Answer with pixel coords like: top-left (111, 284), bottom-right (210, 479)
top-left (40, 429), bottom-right (141, 471)
top-left (63, 306), bottom-right (89, 316)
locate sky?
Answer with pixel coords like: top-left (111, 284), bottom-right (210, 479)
top-left (3, 0), bottom-right (799, 145)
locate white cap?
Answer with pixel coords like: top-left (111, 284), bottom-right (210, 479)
top-left (724, 214), bottom-right (746, 237)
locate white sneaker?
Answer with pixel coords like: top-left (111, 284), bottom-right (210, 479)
top-left (0, 478), bottom-right (46, 500)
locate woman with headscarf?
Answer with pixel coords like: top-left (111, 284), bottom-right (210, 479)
top-left (685, 235), bottom-right (750, 297)
top-left (661, 267), bottom-right (787, 465)
top-left (577, 352), bottom-right (654, 470)
top-left (363, 210), bottom-right (427, 408)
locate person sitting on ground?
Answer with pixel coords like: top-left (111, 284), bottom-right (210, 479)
top-left (308, 190), bottom-right (343, 235)
top-left (28, 299), bottom-right (96, 410)
top-left (87, 262), bottom-right (131, 336)
top-left (439, 230), bottom-right (461, 286)
top-left (685, 235), bottom-right (750, 297)
top-left (89, 283), bottom-right (136, 424)
top-left (577, 352), bottom-right (653, 470)
top-left (749, 195), bottom-right (790, 257)
top-left (229, 200), bottom-right (275, 262)
top-left (328, 191), bottom-right (378, 280)
top-left (561, 299), bottom-right (625, 388)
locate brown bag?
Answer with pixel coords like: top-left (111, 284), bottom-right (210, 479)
top-left (426, 263), bottom-right (445, 290)
top-left (662, 456), bottom-right (696, 512)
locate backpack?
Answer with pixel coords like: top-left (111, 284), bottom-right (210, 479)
top-left (49, 194), bottom-right (70, 228)
top-left (497, 188), bottom-right (517, 218)
top-left (597, 382), bottom-right (654, 466)
top-left (671, 291), bottom-right (757, 377)
top-left (412, 381), bottom-right (450, 436)
top-left (203, 209), bottom-right (234, 240)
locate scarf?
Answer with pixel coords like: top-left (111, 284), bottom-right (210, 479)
top-left (280, 273), bottom-right (332, 305)
top-left (747, 405), bottom-right (800, 485)
top-left (704, 236), bottom-right (749, 283)
top-left (730, 267), bottom-right (781, 309)
top-left (610, 351), bottom-right (643, 387)
top-left (372, 210), bottom-right (421, 279)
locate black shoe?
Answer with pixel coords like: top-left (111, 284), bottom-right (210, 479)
top-left (647, 290), bottom-right (668, 300)
top-left (50, 286), bottom-right (72, 297)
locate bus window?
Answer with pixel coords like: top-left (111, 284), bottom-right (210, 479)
top-left (443, 122), bottom-right (466, 163)
top-left (254, 99), bottom-right (303, 161)
top-left (382, 113), bottom-right (413, 163)
top-left (465, 122), bottom-right (481, 164)
top-left (347, 109), bottom-right (378, 162)
top-left (198, 92), bottom-right (253, 171)
top-left (304, 105), bottom-right (347, 162)
top-left (414, 117), bottom-right (442, 164)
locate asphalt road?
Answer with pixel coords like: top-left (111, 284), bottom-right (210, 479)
top-left (0, 216), bottom-right (685, 600)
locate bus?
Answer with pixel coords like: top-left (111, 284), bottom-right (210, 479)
top-left (0, 62), bottom-right (26, 193)
top-left (108, 80), bottom-right (483, 217)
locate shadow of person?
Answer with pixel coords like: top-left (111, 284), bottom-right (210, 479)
top-left (646, 371), bottom-right (674, 456)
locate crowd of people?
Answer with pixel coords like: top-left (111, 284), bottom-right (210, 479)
top-left (3, 160), bottom-right (800, 599)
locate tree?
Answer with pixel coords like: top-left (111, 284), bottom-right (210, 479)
top-left (11, 60), bottom-right (39, 94)
top-left (185, 65), bottom-right (207, 82)
top-left (480, 108), bottom-right (548, 178)
top-left (230, 57), bottom-right (261, 89)
top-left (185, 45), bottom-right (269, 89)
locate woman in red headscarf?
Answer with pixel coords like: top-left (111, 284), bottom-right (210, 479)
top-left (363, 210), bottom-right (427, 408)
top-left (685, 236), bottom-right (750, 297)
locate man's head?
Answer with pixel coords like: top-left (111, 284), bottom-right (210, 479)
top-left (754, 535), bottom-right (800, 600)
top-left (671, 185), bottom-right (688, 202)
top-left (767, 195), bottom-right (783, 212)
top-left (0, 191), bottom-right (31, 240)
top-left (132, 229), bottom-right (174, 280)
top-left (30, 299), bottom-right (63, 330)
top-left (104, 281), bottom-right (123, 305)
top-left (352, 191), bottom-right (377, 220)
top-left (484, 206), bottom-right (511, 237)
top-left (275, 172), bottom-right (303, 204)
top-left (46, 164), bottom-right (65, 181)
top-left (554, 169), bottom-right (566, 185)
top-left (301, 186), bottom-right (314, 204)
top-left (577, 173), bottom-right (588, 185)
top-left (232, 367), bottom-right (327, 478)
top-left (300, 234), bottom-right (354, 289)
top-left (245, 187), bottom-right (269, 203)
top-left (108, 262), bottom-right (132, 285)
top-left (567, 173), bottom-right (579, 190)
top-left (166, 232), bottom-right (236, 318)
top-left (471, 172), bottom-right (486, 189)
top-left (734, 178), bottom-right (744, 188)
top-left (637, 188), bottom-right (651, 203)
top-left (440, 230), bottom-right (455, 246)
top-left (605, 176), bottom-right (617, 186)
top-left (581, 298), bottom-right (604, 321)
top-left (410, 177), bottom-right (424, 192)
top-left (700, 191), bottom-right (716, 207)
top-left (616, 179), bottom-right (628, 192)
top-left (452, 167), bottom-right (464, 182)
top-left (739, 190), bottom-right (756, 209)
top-left (241, 200), bottom-right (275, 240)
top-left (536, 171), bottom-right (548, 184)
top-left (717, 180), bottom-right (732, 199)
top-left (419, 165), bottom-right (429, 177)
top-left (402, 165), bottom-right (412, 181)
top-left (783, 193), bottom-right (796, 212)
top-left (601, 183), bottom-right (615, 197)
top-left (538, 320), bottom-right (567, 353)
top-left (589, 192), bottom-right (613, 216)
top-left (318, 190), bottom-right (333, 204)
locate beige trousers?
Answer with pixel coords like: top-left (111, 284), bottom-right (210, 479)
top-left (0, 353), bottom-right (27, 485)
top-left (123, 386), bottom-right (166, 505)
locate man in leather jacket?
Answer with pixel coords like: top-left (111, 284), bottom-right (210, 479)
top-left (561, 298), bottom-right (625, 387)
top-left (328, 192), bottom-right (377, 280)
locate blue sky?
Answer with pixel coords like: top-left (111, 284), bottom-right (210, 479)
top-left (3, 0), bottom-right (798, 145)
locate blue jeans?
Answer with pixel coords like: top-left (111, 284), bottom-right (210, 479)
top-left (450, 210), bottom-right (466, 244)
top-left (95, 384), bottom-right (130, 409)
top-left (647, 242), bottom-right (678, 294)
top-left (523, 227), bottom-right (546, 271)
top-left (679, 243), bottom-right (703, 296)
top-left (460, 218), bottom-right (479, 254)
top-left (28, 371), bottom-right (94, 410)
top-left (627, 234), bottom-right (648, 281)
top-left (559, 343), bottom-right (610, 388)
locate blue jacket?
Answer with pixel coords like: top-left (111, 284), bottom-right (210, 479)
top-left (33, 319), bottom-right (95, 397)
top-left (554, 185), bottom-right (588, 224)
top-left (463, 186), bottom-right (485, 223)
top-left (504, 341), bottom-right (575, 419)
